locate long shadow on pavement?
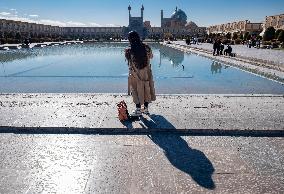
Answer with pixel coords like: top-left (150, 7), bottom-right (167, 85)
top-left (141, 115), bottom-right (215, 190)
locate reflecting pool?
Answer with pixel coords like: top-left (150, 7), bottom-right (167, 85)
top-left (0, 43), bottom-right (283, 94)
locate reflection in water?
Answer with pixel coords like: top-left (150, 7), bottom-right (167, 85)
top-left (0, 43), bottom-right (129, 64)
top-left (0, 50), bottom-right (36, 63)
top-left (158, 45), bottom-right (185, 67)
top-left (1, 62), bottom-right (6, 77)
top-left (211, 61), bottom-right (222, 74)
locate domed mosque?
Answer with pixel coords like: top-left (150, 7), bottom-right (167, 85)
top-left (171, 7), bottom-right (187, 26)
top-left (161, 7), bottom-right (195, 28)
top-left (127, 5), bottom-right (206, 39)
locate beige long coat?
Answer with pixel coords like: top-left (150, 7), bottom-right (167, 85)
top-left (127, 46), bottom-right (156, 105)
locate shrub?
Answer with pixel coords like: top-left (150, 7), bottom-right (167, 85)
top-left (222, 39), bottom-right (230, 44)
top-left (244, 32), bottom-right (250, 40)
top-left (225, 32), bottom-right (231, 40)
top-left (234, 39), bottom-right (242, 44)
top-left (275, 29), bottom-right (283, 39)
top-left (232, 32), bottom-right (238, 40)
top-left (262, 41), bottom-right (271, 45)
top-left (0, 38), bottom-right (5, 44)
top-left (247, 34), bottom-right (252, 40)
top-left (256, 35), bottom-right (262, 40)
top-left (272, 42), bottom-right (279, 48)
top-left (6, 38), bottom-right (17, 44)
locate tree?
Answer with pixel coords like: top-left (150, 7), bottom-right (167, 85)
top-left (239, 33), bottom-right (244, 40)
top-left (263, 26), bottom-right (275, 41)
top-left (225, 32), bottom-right (231, 40)
top-left (232, 32), bottom-right (238, 40)
top-left (247, 34), bottom-right (252, 40)
top-left (278, 30), bottom-right (284, 43)
top-left (256, 35), bottom-right (262, 40)
top-left (275, 29), bottom-right (283, 39)
top-left (15, 32), bottom-right (22, 43)
top-left (244, 32), bottom-right (250, 41)
top-left (164, 32), bottom-right (173, 40)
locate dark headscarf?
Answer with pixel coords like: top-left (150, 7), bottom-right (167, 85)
top-left (127, 31), bottom-right (148, 69)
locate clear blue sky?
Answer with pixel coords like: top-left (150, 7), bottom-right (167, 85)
top-left (0, 0), bottom-right (283, 27)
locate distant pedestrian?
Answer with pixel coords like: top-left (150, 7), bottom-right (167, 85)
top-left (248, 40), bottom-right (252, 48)
top-left (224, 45), bottom-right (233, 56)
top-left (256, 40), bottom-right (261, 48)
top-left (219, 43), bottom-right (224, 55)
top-left (194, 37), bottom-right (198, 45)
top-left (213, 40), bottom-right (218, 56)
top-left (125, 31), bottom-right (156, 116)
top-left (216, 40), bottom-right (221, 55)
top-left (186, 38), bottom-right (191, 45)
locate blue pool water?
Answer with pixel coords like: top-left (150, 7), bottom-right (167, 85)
top-left (0, 43), bottom-right (283, 94)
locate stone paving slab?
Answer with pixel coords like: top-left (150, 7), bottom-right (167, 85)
top-left (0, 93), bottom-right (284, 135)
top-left (0, 134), bottom-right (283, 193)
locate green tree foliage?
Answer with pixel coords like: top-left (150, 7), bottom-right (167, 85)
top-left (278, 30), bottom-right (284, 43)
top-left (239, 33), bottom-right (244, 40)
top-left (263, 27), bottom-right (275, 41)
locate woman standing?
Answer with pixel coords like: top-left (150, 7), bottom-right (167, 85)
top-left (125, 31), bottom-right (156, 116)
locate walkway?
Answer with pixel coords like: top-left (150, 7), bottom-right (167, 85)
top-left (175, 41), bottom-right (284, 69)
top-left (0, 94), bottom-right (283, 134)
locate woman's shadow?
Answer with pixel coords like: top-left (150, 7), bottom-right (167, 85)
top-left (141, 115), bottom-right (216, 190)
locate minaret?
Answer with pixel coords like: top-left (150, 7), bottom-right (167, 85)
top-left (128, 5), bottom-right (131, 25)
top-left (161, 10), bottom-right (164, 27)
top-left (141, 5), bottom-right (144, 20)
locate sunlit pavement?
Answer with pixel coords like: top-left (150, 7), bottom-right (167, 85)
top-left (0, 94), bottom-right (283, 132)
top-left (174, 41), bottom-right (284, 68)
top-left (0, 134), bottom-right (283, 193)
top-left (0, 93), bottom-right (284, 193)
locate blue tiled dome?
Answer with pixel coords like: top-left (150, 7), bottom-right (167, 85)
top-left (171, 9), bottom-right (187, 23)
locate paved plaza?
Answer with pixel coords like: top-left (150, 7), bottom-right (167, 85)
top-left (0, 93), bottom-right (283, 193)
top-left (175, 41), bottom-right (284, 68)
top-left (0, 0), bottom-right (283, 193)
top-left (0, 134), bottom-right (283, 193)
top-left (0, 94), bottom-right (283, 133)
top-left (1, 43), bottom-right (284, 193)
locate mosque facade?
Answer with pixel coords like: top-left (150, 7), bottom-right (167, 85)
top-left (0, 5), bottom-right (206, 41)
top-left (126, 5), bottom-right (206, 39)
